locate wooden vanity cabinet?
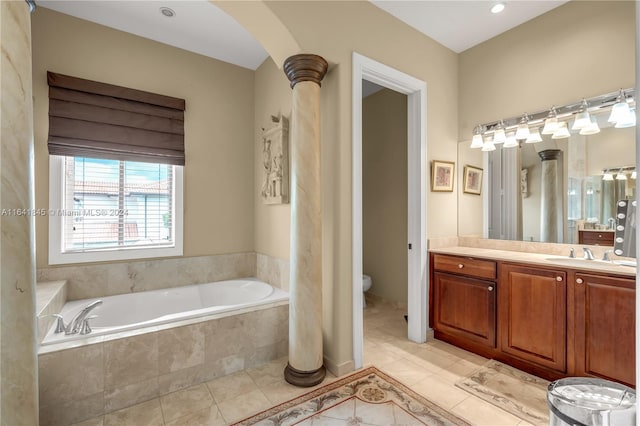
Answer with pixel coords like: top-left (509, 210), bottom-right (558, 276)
top-left (431, 255), bottom-right (497, 352)
top-left (572, 273), bottom-right (636, 387)
top-left (498, 264), bottom-right (567, 373)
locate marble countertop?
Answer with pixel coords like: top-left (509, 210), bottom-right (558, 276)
top-left (430, 246), bottom-right (637, 277)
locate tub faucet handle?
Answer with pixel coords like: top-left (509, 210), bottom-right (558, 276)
top-left (52, 314), bottom-right (67, 334)
top-left (569, 248), bottom-right (575, 258)
top-left (79, 315), bottom-right (97, 335)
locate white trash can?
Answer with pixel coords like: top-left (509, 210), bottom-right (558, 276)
top-left (547, 378), bottom-right (635, 426)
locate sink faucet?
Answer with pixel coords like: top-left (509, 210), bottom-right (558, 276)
top-left (602, 249), bottom-right (614, 262)
top-left (583, 247), bottom-right (596, 260)
top-left (608, 217), bottom-right (617, 230)
top-left (54, 300), bottom-right (102, 335)
top-left (569, 248), bottom-right (575, 258)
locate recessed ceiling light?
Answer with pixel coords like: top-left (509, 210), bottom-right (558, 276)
top-left (491, 2), bottom-right (506, 14)
top-left (159, 7), bottom-right (176, 18)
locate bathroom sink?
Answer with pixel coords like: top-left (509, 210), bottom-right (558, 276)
top-left (544, 257), bottom-right (636, 269)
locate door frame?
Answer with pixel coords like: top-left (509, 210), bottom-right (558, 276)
top-left (352, 52), bottom-right (427, 368)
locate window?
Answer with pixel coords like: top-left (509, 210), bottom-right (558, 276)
top-left (49, 155), bottom-right (183, 264)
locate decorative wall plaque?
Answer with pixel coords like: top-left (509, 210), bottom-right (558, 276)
top-left (261, 114), bottom-right (289, 204)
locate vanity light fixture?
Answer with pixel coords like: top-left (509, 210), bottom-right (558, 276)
top-left (503, 132), bottom-right (519, 148)
top-left (470, 125), bottom-right (485, 148)
top-left (525, 127), bottom-right (543, 143)
top-left (491, 2), bottom-right (505, 14)
top-left (616, 169), bottom-right (627, 180)
top-left (482, 139), bottom-right (496, 151)
top-left (608, 89), bottom-right (632, 124)
top-left (615, 108), bottom-right (636, 128)
top-left (632, 171), bottom-right (637, 179)
top-left (541, 107), bottom-right (559, 135)
top-left (551, 121), bottom-right (570, 139)
top-left (603, 171), bottom-right (614, 181)
top-left (579, 116), bottom-right (600, 135)
top-left (515, 114), bottom-right (530, 140)
top-left (493, 120), bottom-right (506, 144)
top-left (571, 99), bottom-right (591, 130)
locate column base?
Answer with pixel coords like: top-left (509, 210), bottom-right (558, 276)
top-left (284, 362), bottom-right (326, 387)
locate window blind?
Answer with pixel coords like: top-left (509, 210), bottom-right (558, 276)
top-left (47, 72), bottom-right (186, 165)
top-left (62, 156), bottom-right (174, 253)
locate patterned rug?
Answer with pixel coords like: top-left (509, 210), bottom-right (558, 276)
top-left (455, 360), bottom-right (550, 425)
top-left (233, 366), bottom-right (470, 425)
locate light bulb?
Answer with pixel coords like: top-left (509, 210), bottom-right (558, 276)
top-left (608, 90), bottom-right (631, 123)
top-left (525, 128), bottom-right (543, 143)
top-left (603, 172), bottom-right (614, 181)
top-left (541, 108), bottom-right (559, 135)
top-left (551, 121), bottom-right (570, 139)
top-left (616, 171), bottom-right (627, 180)
top-left (579, 116), bottom-right (600, 135)
top-left (493, 127), bottom-right (506, 144)
top-left (491, 2), bottom-right (505, 14)
top-left (515, 114), bottom-right (530, 140)
top-left (482, 140), bottom-right (496, 151)
top-left (632, 171), bottom-right (636, 179)
top-left (571, 99), bottom-right (591, 130)
top-left (470, 125), bottom-right (484, 148)
top-left (504, 133), bottom-right (518, 148)
top-left (614, 108), bottom-right (636, 128)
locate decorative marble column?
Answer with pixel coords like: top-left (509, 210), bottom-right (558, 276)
top-left (539, 149), bottom-right (562, 243)
top-left (1, 1), bottom-right (39, 423)
top-left (282, 54), bottom-right (328, 387)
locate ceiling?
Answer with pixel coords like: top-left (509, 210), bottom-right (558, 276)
top-left (38, 0), bottom-right (569, 70)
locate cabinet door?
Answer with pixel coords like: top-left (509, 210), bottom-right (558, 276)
top-left (574, 273), bottom-right (635, 387)
top-left (433, 272), bottom-right (496, 347)
top-left (499, 264), bottom-right (566, 372)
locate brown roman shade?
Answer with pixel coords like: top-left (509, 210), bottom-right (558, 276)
top-left (47, 71), bottom-right (186, 165)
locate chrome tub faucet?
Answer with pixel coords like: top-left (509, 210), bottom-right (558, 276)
top-left (53, 300), bottom-right (102, 335)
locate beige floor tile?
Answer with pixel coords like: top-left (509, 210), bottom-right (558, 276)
top-left (376, 357), bottom-right (431, 386)
top-left (71, 416), bottom-right (104, 426)
top-left (164, 405), bottom-right (226, 426)
top-left (160, 383), bottom-right (214, 423)
top-left (451, 395), bottom-right (523, 426)
top-left (206, 370), bottom-right (258, 404)
top-left (245, 356), bottom-right (288, 387)
top-left (411, 375), bottom-right (470, 410)
top-left (406, 346), bottom-right (461, 371)
top-left (104, 399), bottom-right (163, 426)
top-left (259, 379), bottom-right (309, 404)
top-left (363, 345), bottom-right (404, 366)
top-left (216, 389), bottom-right (272, 423)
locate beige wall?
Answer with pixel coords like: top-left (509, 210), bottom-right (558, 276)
top-left (458, 0), bottom-right (636, 237)
top-left (457, 142), bottom-right (484, 236)
top-left (362, 89), bottom-right (408, 305)
top-left (32, 8), bottom-right (255, 267)
top-left (253, 58), bottom-right (292, 259)
top-left (250, 1), bottom-right (458, 368)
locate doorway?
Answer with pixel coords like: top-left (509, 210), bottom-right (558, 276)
top-left (352, 53), bottom-right (427, 369)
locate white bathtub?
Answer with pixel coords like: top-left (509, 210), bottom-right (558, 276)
top-left (41, 278), bottom-right (288, 346)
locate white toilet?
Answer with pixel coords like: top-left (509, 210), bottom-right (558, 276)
top-left (362, 274), bottom-right (372, 308)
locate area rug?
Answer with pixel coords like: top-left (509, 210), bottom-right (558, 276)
top-left (233, 366), bottom-right (470, 425)
top-left (455, 360), bottom-right (550, 425)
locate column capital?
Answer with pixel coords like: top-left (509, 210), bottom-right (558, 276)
top-left (284, 54), bottom-right (328, 89)
top-left (538, 149), bottom-right (561, 161)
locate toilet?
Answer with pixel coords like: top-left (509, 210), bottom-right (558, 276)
top-left (362, 274), bottom-right (372, 308)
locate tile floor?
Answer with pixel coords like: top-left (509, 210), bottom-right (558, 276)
top-left (70, 298), bottom-right (545, 426)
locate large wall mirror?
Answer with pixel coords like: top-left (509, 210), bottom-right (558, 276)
top-left (458, 112), bottom-right (636, 251)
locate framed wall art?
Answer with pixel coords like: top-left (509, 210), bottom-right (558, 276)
top-left (463, 165), bottom-right (483, 195)
top-left (431, 160), bottom-right (455, 192)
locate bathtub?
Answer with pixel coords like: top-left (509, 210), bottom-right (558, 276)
top-left (41, 278), bottom-right (288, 346)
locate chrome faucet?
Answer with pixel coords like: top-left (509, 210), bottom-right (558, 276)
top-left (583, 247), bottom-right (596, 260)
top-left (608, 217), bottom-right (617, 230)
top-left (602, 249), bottom-right (614, 262)
top-left (569, 248), bottom-right (575, 258)
top-left (53, 300), bottom-right (102, 335)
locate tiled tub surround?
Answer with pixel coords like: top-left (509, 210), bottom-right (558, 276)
top-left (38, 302), bottom-right (289, 426)
top-left (37, 252), bottom-right (256, 300)
top-left (256, 252), bottom-right (290, 291)
top-left (36, 280), bottom-right (67, 343)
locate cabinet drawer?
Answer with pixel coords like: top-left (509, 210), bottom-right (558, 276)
top-left (433, 254), bottom-right (496, 280)
top-left (578, 230), bottom-right (614, 246)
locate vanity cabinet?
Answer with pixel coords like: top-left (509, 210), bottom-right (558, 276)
top-left (578, 230), bottom-right (615, 246)
top-left (429, 252), bottom-right (636, 387)
top-left (431, 255), bottom-right (497, 353)
top-left (498, 264), bottom-right (566, 372)
top-left (572, 273), bottom-right (635, 387)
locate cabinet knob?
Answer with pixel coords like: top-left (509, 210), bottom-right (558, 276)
top-left (556, 276), bottom-right (563, 282)
top-left (458, 264), bottom-right (464, 269)
top-left (598, 234), bottom-right (603, 238)
top-left (487, 286), bottom-right (494, 291)
top-left (576, 278), bottom-right (583, 284)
